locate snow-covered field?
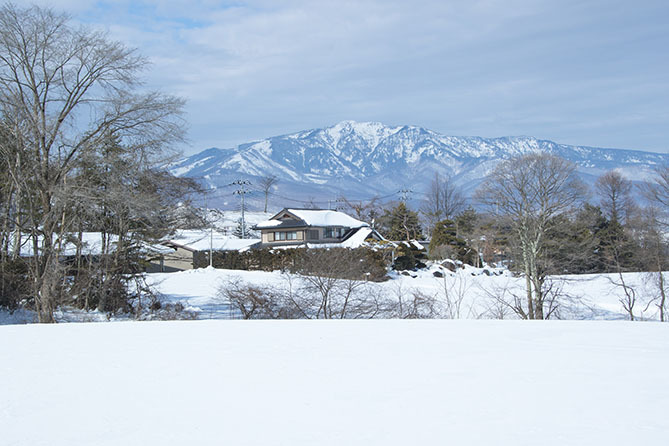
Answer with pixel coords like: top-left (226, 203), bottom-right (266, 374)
top-left (1, 319), bottom-right (667, 445)
top-left (1, 264), bottom-right (665, 324)
top-left (147, 265), bottom-right (666, 321)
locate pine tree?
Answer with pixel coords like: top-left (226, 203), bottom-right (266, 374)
top-left (381, 202), bottom-right (423, 241)
top-left (429, 219), bottom-right (475, 263)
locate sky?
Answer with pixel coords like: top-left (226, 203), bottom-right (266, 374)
top-left (40, 0), bottom-right (669, 155)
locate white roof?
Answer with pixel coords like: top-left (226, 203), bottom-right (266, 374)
top-left (339, 227), bottom-right (375, 248)
top-left (10, 232), bottom-right (170, 257)
top-left (256, 209), bottom-right (368, 229)
top-left (288, 209), bottom-right (368, 227)
top-left (167, 230), bottom-right (259, 252)
top-left (255, 219), bottom-right (283, 229)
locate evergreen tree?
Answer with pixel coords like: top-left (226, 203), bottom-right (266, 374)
top-left (380, 202), bottom-right (423, 241)
top-left (429, 219), bottom-right (476, 264)
top-left (455, 207), bottom-right (478, 238)
top-left (542, 204), bottom-right (607, 274)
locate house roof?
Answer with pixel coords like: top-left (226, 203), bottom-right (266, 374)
top-left (165, 230), bottom-right (260, 252)
top-left (255, 208), bottom-right (369, 230)
top-left (9, 232), bottom-right (172, 257)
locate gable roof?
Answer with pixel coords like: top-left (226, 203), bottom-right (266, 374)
top-left (255, 208), bottom-right (368, 230)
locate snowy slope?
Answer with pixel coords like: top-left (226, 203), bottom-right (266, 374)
top-left (1, 319), bottom-right (667, 445)
top-left (171, 121), bottom-right (669, 207)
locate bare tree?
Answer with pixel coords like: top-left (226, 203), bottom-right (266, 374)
top-left (303, 197), bottom-right (319, 209)
top-left (642, 165), bottom-right (669, 209)
top-left (477, 278), bottom-right (526, 319)
top-left (421, 173), bottom-right (466, 231)
top-left (637, 203), bottom-right (668, 321)
top-left (641, 166), bottom-right (669, 321)
top-left (0, 4), bottom-right (185, 322)
top-left (219, 265), bottom-right (388, 320)
top-left (439, 272), bottom-right (470, 319)
top-left (258, 175), bottom-right (278, 213)
top-left (341, 196), bottom-right (382, 226)
top-left (594, 170), bottom-right (643, 315)
top-left (596, 170), bottom-right (634, 224)
top-left (475, 153), bottom-right (586, 319)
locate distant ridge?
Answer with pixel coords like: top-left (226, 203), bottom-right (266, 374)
top-left (171, 121), bottom-right (669, 209)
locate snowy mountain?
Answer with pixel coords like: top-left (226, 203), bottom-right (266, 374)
top-left (171, 121), bottom-right (669, 209)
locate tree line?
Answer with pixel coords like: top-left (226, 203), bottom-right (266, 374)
top-left (347, 153), bottom-right (667, 320)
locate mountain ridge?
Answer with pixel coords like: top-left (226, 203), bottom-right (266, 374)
top-left (171, 121), bottom-right (669, 209)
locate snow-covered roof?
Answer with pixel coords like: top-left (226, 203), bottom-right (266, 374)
top-left (339, 227), bottom-right (377, 248)
top-left (9, 232), bottom-right (170, 257)
top-left (256, 208), bottom-right (369, 229)
top-left (255, 219), bottom-right (283, 229)
top-left (166, 230), bottom-right (260, 252)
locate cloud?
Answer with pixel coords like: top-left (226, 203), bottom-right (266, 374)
top-left (33, 1), bottom-right (669, 153)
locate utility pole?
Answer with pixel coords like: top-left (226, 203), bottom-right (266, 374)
top-left (335, 196), bottom-right (346, 211)
top-left (399, 188), bottom-right (413, 203)
top-left (231, 179), bottom-right (251, 239)
top-left (204, 190), bottom-right (213, 267)
top-left (209, 227), bottom-right (213, 267)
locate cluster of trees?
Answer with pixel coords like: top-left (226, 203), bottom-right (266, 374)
top-left (0, 4), bottom-right (199, 321)
top-left (351, 153), bottom-right (667, 320)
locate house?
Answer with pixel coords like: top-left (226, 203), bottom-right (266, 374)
top-left (253, 208), bottom-right (384, 249)
top-left (149, 230), bottom-right (261, 272)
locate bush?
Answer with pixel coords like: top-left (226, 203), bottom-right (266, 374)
top-left (392, 243), bottom-right (427, 271)
top-left (196, 247), bottom-right (390, 282)
top-left (0, 258), bottom-right (30, 310)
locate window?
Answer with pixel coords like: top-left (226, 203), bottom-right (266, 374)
top-left (324, 227), bottom-right (347, 239)
top-left (307, 230), bottom-right (319, 240)
top-left (274, 231), bottom-right (298, 241)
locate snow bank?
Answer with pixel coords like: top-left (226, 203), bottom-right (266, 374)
top-left (1, 320), bottom-right (667, 445)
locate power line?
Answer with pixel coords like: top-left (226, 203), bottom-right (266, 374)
top-left (193, 185), bottom-right (413, 209)
top-left (399, 188), bottom-right (413, 202)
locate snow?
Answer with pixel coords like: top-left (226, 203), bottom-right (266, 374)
top-left (340, 226), bottom-right (375, 247)
top-left (2, 258), bottom-right (665, 324)
top-left (138, 266), bottom-right (667, 322)
top-left (1, 319), bottom-right (667, 445)
top-left (287, 209), bottom-right (368, 227)
top-left (254, 218), bottom-right (283, 228)
top-left (171, 121), bottom-right (669, 207)
top-left (167, 230), bottom-right (259, 252)
top-left (255, 209), bottom-right (368, 229)
top-left (205, 210), bottom-right (272, 234)
top-left (9, 232), bottom-right (168, 257)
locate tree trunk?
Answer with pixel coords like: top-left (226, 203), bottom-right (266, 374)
top-left (657, 268), bottom-right (666, 322)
